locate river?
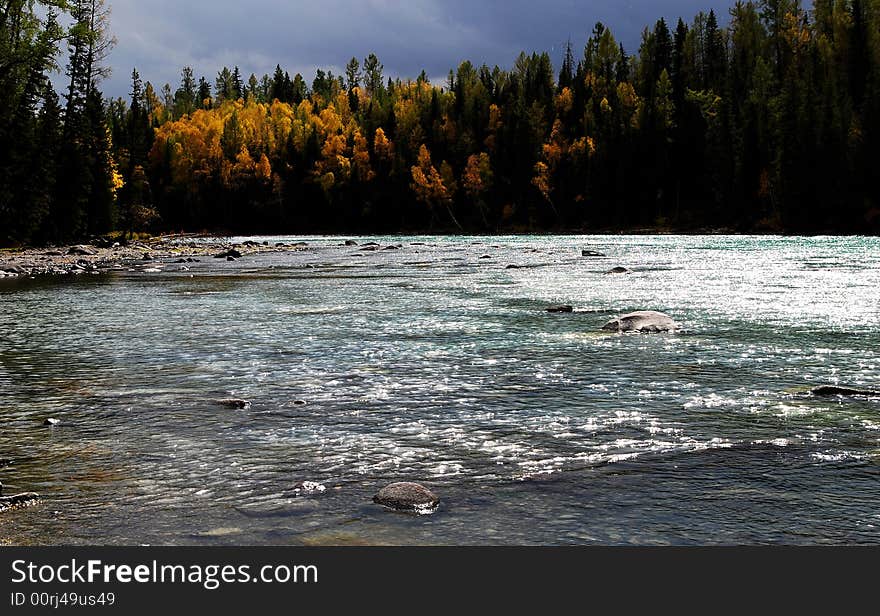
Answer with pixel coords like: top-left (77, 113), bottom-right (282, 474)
top-left (1, 235), bottom-right (879, 544)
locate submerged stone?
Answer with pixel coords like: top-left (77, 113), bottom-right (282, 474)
top-left (43, 418), bottom-right (60, 426)
top-left (582, 249), bottom-right (605, 257)
top-left (0, 492), bottom-right (40, 512)
top-left (214, 249), bottom-right (242, 259)
top-left (607, 267), bottom-right (630, 274)
top-left (294, 481), bottom-right (327, 495)
top-left (373, 482), bottom-right (440, 512)
top-left (216, 398), bottom-right (250, 409)
top-left (602, 310), bottom-right (677, 333)
top-left (547, 305), bottom-right (574, 313)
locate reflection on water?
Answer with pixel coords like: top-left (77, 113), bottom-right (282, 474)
top-left (1, 235), bottom-right (879, 545)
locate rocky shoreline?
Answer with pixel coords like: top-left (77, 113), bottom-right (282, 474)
top-left (0, 236), bottom-right (308, 279)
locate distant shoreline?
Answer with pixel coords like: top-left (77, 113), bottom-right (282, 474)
top-left (0, 237), bottom-right (308, 280)
top-left (3, 230), bottom-right (876, 281)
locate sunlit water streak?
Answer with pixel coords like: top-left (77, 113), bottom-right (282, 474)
top-left (1, 235), bottom-right (879, 544)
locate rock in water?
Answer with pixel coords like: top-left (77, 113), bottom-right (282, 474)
top-left (0, 492), bottom-right (40, 512)
top-left (811, 385), bottom-right (880, 397)
top-left (582, 249), bottom-right (605, 257)
top-left (546, 305), bottom-right (574, 313)
top-left (373, 482), bottom-right (440, 512)
top-left (607, 267), bottom-right (630, 274)
top-left (345, 240), bottom-right (358, 246)
top-left (43, 418), bottom-right (60, 426)
top-left (213, 249), bottom-right (242, 259)
top-left (216, 398), bottom-right (250, 409)
top-left (68, 245), bottom-right (96, 256)
top-left (294, 481), bottom-right (327, 495)
top-left (602, 310), bottom-right (677, 333)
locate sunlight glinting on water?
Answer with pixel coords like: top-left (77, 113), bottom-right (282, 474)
top-left (2, 234), bottom-right (880, 544)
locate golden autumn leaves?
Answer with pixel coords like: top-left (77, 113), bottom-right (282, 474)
top-left (148, 79), bottom-right (604, 219)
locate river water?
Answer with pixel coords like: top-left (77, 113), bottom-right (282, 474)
top-left (1, 235), bottom-right (879, 545)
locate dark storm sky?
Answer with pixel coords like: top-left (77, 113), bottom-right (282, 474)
top-left (99, 0), bottom-right (736, 98)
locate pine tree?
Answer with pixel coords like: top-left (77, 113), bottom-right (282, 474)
top-left (174, 66), bottom-right (196, 117)
top-left (345, 57), bottom-right (362, 91)
top-left (559, 39), bottom-right (575, 91)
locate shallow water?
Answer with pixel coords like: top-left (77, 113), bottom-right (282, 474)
top-left (1, 235), bottom-right (879, 545)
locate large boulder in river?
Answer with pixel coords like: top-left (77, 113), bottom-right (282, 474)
top-left (373, 482), bottom-right (439, 511)
top-left (602, 310), bottom-right (678, 333)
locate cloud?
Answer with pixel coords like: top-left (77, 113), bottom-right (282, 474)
top-left (97, 0), bottom-right (733, 98)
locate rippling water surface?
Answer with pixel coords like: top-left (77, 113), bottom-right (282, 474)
top-left (2, 235), bottom-right (879, 545)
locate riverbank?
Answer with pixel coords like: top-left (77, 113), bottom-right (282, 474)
top-left (0, 236), bottom-right (310, 279)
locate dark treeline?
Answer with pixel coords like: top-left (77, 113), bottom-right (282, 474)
top-left (3, 1), bottom-right (880, 245)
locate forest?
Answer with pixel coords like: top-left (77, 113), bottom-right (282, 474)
top-left (2, 0), bottom-right (880, 245)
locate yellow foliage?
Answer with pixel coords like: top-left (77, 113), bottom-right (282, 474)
top-left (352, 131), bottom-right (375, 182)
top-left (319, 104), bottom-right (344, 137)
top-left (334, 91), bottom-right (352, 125)
top-left (315, 132), bottom-right (350, 183)
top-left (485, 104), bottom-right (502, 152)
top-left (532, 161), bottom-right (551, 201)
top-left (616, 82), bottom-right (640, 128)
top-left (256, 154), bottom-right (272, 181)
top-left (555, 87), bottom-right (573, 115)
top-left (570, 136), bottom-right (596, 159)
top-left (319, 171), bottom-right (336, 193)
top-left (410, 144), bottom-right (448, 206)
top-left (462, 152), bottom-right (492, 199)
top-left (111, 162), bottom-right (124, 194)
top-left (374, 127), bottom-right (394, 162)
